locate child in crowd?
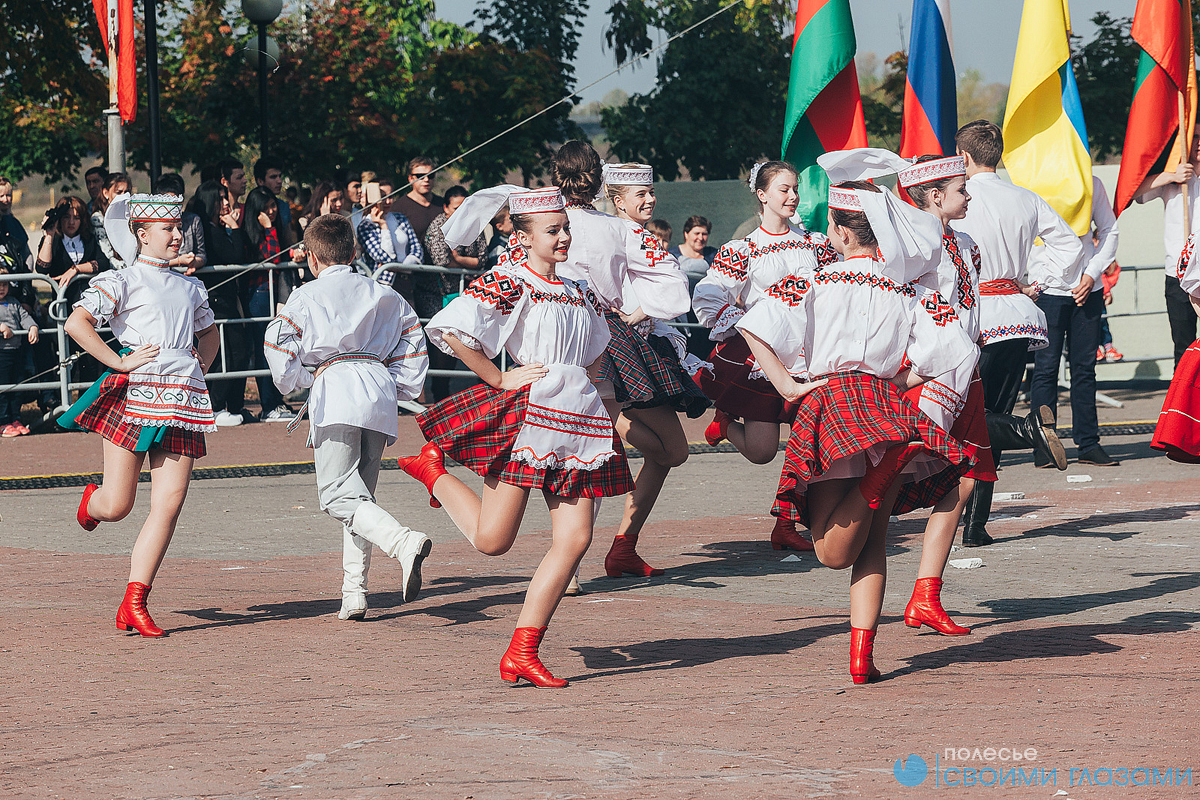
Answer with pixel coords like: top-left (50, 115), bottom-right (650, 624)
top-left (0, 266), bottom-right (39, 436)
top-left (646, 219), bottom-right (672, 250)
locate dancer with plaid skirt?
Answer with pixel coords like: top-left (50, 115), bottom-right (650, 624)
top-left (738, 177), bottom-right (976, 684)
top-left (1152, 233), bottom-right (1200, 462)
top-left (398, 186), bottom-right (634, 688)
top-left (58, 193), bottom-right (219, 638)
top-left (549, 142), bottom-right (696, 580)
top-left (691, 160), bottom-right (840, 552)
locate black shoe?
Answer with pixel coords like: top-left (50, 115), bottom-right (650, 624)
top-left (1077, 444), bottom-right (1120, 466)
top-left (960, 480), bottom-right (996, 547)
top-left (1033, 450), bottom-right (1056, 468)
top-left (962, 526), bottom-right (994, 547)
top-left (1027, 406), bottom-right (1068, 470)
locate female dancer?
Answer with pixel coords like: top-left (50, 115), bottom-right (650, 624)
top-left (691, 161), bottom-right (839, 551)
top-left (1152, 231), bottom-right (1200, 460)
top-left (59, 193), bottom-right (219, 637)
top-left (738, 180), bottom-right (975, 683)
top-left (397, 186), bottom-right (635, 688)
top-left (551, 142), bottom-right (696, 579)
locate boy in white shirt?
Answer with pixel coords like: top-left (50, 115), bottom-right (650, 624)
top-left (264, 214), bottom-right (432, 620)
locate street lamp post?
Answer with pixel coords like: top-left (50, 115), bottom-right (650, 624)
top-left (242, 0), bottom-right (282, 157)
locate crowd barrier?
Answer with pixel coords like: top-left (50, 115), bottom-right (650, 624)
top-left (0, 260), bottom-right (1176, 423)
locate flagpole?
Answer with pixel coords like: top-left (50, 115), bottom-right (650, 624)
top-left (1180, 91), bottom-right (1191, 233)
top-left (104, 0), bottom-right (125, 173)
top-left (144, 0), bottom-right (162, 192)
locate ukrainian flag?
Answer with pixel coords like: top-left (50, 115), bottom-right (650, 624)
top-left (1001, 0), bottom-right (1092, 234)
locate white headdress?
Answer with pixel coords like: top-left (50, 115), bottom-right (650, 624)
top-left (442, 185), bottom-right (566, 249)
top-left (602, 163), bottom-right (654, 186)
top-left (896, 156), bottom-right (966, 189)
top-left (747, 161), bottom-right (767, 190)
top-left (103, 192), bottom-right (183, 265)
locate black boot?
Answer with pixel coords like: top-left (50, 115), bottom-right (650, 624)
top-left (985, 406), bottom-right (1067, 470)
top-left (961, 480), bottom-right (995, 547)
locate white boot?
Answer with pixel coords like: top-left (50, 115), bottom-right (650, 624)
top-left (339, 525), bottom-right (370, 621)
top-left (351, 502), bottom-right (432, 603)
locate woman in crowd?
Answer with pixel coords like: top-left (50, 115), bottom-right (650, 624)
top-left (241, 186), bottom-right (293, 421)
top-left (670, 215), bottom-right (720, 359)
top-left (90, 172), bottom-right (131, 269)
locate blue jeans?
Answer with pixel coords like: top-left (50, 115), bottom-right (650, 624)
top-left (248, 282), bottom-right (284, 413)
top-left (1031, 290), bottom-right (1103, 450)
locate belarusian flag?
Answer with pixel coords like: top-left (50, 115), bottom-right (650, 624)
top-left (781, 0), bottom-right (867, 231)
top-left (92, 0), bottom-right (137, 122)
top-left (1113, 0), bottom-right (1195, 214)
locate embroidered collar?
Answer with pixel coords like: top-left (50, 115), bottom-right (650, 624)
top-left (523, 262), bottom-right (563, 285)
top-left (565, 202), bottom-right (596, 211)
top-left (134, 254), bottom-right (170, 268)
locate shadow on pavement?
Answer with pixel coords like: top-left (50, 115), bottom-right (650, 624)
top-left (970, 571), bottom-right (1200, 627)
top-left (895, 610), bottom-right (1200, 677)
top-left (1006, 504), bottom-right (1200, 545)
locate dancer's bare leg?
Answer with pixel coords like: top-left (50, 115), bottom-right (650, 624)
top-left (88, 439), bottom-right (145, 522)
top-left (516, 495), bottom-right (594, 628)
top-left (128, 450), bottom-right (194, 585)
top-left (612, 405), bottom-right (688, 541)
top-left (807, 477), bottom-right (883, 570)
top-left (848, 481), bottom-right (902, 629)
top-left (916, 478), bottom-right (974, 580)
top-left (725, 419), bottom-right (782, 464)
top-left (430, 474), bottom-right (529, 556)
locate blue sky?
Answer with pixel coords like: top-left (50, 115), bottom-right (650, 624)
top-left (436, 0), bottom-right (1139, 102)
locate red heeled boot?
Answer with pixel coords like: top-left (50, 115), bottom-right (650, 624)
top-left (77, 483), bottom-right (100, 531)
top-left (858, 442), bottom-right (924, 509)
top-left (397, 443), bottom-right (448, 508)
top-left (849, 626), bottom-right (881, 684)
top-left (499, 626), bottom-right (568, 688)
top-left (604, 534), bottom-right (664, 577)
top-left (116, 582), bottom-right (165, 638)
top-left (704, 409), bottom-right (731, 446)
top-left (905, 576), bottom-right (971, 635)
top-left (770, 517), bottom-right (814, 551)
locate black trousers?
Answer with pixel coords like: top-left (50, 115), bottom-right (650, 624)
top-left (1165, 275), bottom-right (1197, 367)
top-left (1030, 291), bottom-right (1103, 450)
top-left (206, 288), bottom-right (249, 415)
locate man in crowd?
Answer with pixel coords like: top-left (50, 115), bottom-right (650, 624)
top-left (84, 166), bottom-right (108, 215)
top-left (219, 158), bottom-right (247, 223)
top-left (393, 156), bottom-right (443, 252)
top-left (255, 157), bottom-right (291, 235)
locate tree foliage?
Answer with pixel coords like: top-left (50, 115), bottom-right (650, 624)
top-left (600, 0), bottom-right (794, 180)
top-left (857, 51), bottom-right (907, 152)
top-left (1072, 13), bottom-right (1140, 163)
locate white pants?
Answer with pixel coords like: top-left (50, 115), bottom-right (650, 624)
top-left (313, 424), bottom-right (388, 599)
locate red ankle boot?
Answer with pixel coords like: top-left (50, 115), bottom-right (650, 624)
top-left (77, 483), bottom-right (100, 531)
top-left (770, 517), bottom-right (814, 551)
top-left (116, 582), bottom-right (165, 638)
top-left (858, 442), bottom-right (924, 509)
top-left (905, 576), bottom-right (970, 635)
top-left (604, 535), bottom-right (664, 577)
top-left (398, 443), bottom-right (448, 508)
top-left (499, 626), bottom-right (568, 688)
top-left (705, 410), bottom-right (731, 446)
top-left (849, 626), bottom-right (881, 684)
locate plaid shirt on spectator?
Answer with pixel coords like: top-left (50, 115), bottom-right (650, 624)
top-left (358, 213), bottom-right (423, 289)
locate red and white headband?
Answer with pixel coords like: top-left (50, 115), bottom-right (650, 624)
top-left (602, 163), bottom-right (654, 186)
top-left (509, 187), bottom-right (566, 215)
top-left (828, 186), bottom-right (865, 211)
top-left (896, 156), bottom-right (966, 189)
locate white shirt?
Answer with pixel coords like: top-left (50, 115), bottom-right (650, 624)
top-left (1031, 175), bottom-right (1118, 296)
top-left (736, 255), bottom-right (975, 382)
top-left (693, 224), bottom-right (839, 340)
top-left (77, 255), bottom-right (216, 431)
top-left (557, 206), bottom-right (691, 320)
top-left (1137, 173), bottom-right (1200, 271)
top-left (425, 262), bottom-right (617, 471)
top-left (63, 235), bottom-right (84, 264)
top-left (264, 265), bottom-right (428, 444)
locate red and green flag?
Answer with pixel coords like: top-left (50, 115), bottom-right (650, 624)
top-left (781, 0), bottom-right (868, 231)
top-left (1113, 0), bottom-right (1195, 214)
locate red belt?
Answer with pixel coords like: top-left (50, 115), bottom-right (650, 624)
top-left (979, 279), bottom-right (1020, 296)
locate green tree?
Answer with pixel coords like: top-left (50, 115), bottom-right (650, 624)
top-left (1071, 13), bottom-right (1140, 163)
top-left (859, 51), bottom-right (907, 151)
top-left (600, 0), bottom-right (794, 180)
top-left (956, 69), bottom-right (1007, 128)
top-left (0, 0), bottom-right (106, 182)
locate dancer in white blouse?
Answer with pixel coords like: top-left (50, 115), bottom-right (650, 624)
top-left (692, 161), bottom-right (839, 551)
top-left (738, 180), bottom-right (975, 683)
top-left (398, 186), bottom-right (635, 688)
top-left (59, 193), bottom-right (220, 638)
top-left (263, 214), bottom-right (432, 622)
top-left (1152, 231), bottom-right (1200, 461)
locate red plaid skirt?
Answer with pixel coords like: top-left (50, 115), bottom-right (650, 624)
top-left (596, 313), bottom-right (709, 416)
top-left (417, 383), bottom-right (635, 498)
top-left (903, 370), bottom-right (996, 482)
top-left (69, 373), bottom-right (207, 458)
top-left (772, 372), bottom-right (971, 527)
top-left (1152, 339), bottom-right (1200, 463)
top-left (698, 336), bottom-right (798, 424)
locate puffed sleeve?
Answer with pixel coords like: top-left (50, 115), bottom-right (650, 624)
top-left (424, 269), bottom-right (526, 360)
top-left (905, 287), bottom-right (978, 380)
top-left (264, 301), bottom-right (312, 395)
top-left (75, 270), bottom-right (128, 326)
top-left (622, 223), bottom-right (690, 319)
top-left (693, 239), bottom-right (750, 340)
top-left (386, 299), bottom-right (429, 402)
top-left (184, 275), bottom-right (215, 331)
top-left (734, 275), bottom-right (812, 377)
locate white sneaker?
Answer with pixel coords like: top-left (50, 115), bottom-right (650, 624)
top-left (338, 593), bottom-right (367, 621)
top-left (214, 410), bottom-right (244, 427)
top-left (261, 405), bottom-right (294, 422)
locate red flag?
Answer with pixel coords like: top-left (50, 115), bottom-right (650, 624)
top-left (1113, 0), bottom-right (1195, 214)
top-left (93, 0), bottom-right (137, 122)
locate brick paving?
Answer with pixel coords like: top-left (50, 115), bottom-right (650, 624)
top-left (1, 389), bottom-right (1198, 798)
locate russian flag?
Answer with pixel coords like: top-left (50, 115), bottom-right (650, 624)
top-left (900, 0), bottom-right (956, 158)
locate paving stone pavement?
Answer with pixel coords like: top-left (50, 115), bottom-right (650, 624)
top-left (1, 416), bottom-right (1198, 798)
